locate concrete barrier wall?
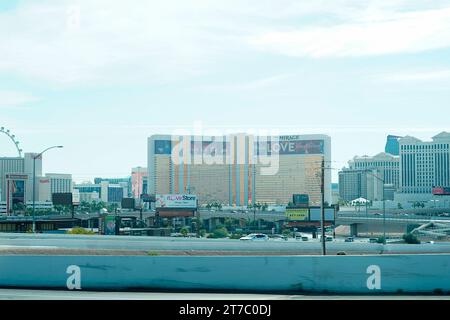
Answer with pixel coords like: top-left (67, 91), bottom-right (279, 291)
top-left (0, 255), bottom-right (449, 294)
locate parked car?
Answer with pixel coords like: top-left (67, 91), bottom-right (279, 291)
top-left (369, 238), bottom-right (378, 243)
top-left (345, 237), bottom-right (354, 242)
top-left (240, 233), bottom-right (269, 241)
top-left (374, 213), bottom-right (382, 216)
top-left (301, 236), bottom-right (309, 241)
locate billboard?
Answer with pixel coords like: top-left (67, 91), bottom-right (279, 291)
top-left (52, 193), bottom-right (73, 206)
top-left (121, 198), bottom-right (136, 209)
top-left (6, 174), bottom-right (28, 214)
top-left (155, 194), bottom-right (197, 209)
top-left (154, 140), bottom-right (172, 154)
top-left (141, 194), bottom-right (156, 203)
top-left (432, 187), bottom-right (450, 195)
top-left (309, 207), bottom-right (335, 222)
top-left (72, 190), bottom-right (80, 205)
top-left (257, 138), bottom-right (324, 155)
top-left (104, 215), bottom-right (117, 235)
top-left (293, 194), bottom-right (309, 207)
top-left (286, 208), bottom-right (309, 221)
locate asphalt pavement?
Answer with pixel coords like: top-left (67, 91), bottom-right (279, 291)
top-left (1, 289), bottom-right (449, 300)
top-left (0, 233), bottom-right (450, 255)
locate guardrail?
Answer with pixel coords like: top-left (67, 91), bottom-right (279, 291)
top-left (1, 254), bottom-right (449, 293)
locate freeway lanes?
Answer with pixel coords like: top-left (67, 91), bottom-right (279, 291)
top-left (1, 289), bottom-right (450, 300)
top-left (1, 233), bottom-right (450, 255)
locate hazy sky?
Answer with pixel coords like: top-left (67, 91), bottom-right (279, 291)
top-left (1, 0), bottom-right (450, 183)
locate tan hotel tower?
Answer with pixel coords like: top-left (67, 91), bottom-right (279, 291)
top-left (148, 134), bottom-right (331, 206)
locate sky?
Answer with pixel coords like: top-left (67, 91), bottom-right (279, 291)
top-left (1, 0), bottom-right (450, 183)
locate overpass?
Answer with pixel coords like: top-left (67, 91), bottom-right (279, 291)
top-left (336, 213), bottom-right (450, 236)
top-left (3, 209), bottom-right (450, 237)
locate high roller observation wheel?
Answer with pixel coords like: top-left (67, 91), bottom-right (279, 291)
top-left (0, 126), bottom-right (23, 157)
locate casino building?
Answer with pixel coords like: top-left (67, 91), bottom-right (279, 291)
top-left (148, 134), bottom-right (331, 206)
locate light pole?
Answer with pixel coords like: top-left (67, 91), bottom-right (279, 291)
top-left (365, 170), bottom-right (386, 244)
top-left (32, 145), bottom-right (63, 233)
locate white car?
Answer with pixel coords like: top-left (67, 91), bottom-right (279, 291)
top-left (240, 233), bottom-right (269, 241)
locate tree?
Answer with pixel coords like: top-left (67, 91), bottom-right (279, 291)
top-left (376, 236), bottom-right (385, 244)
top-left (282, 229), bottom-right (291, 237)
top-left (207, 227), bottom-right (229, 238)
top-left (67, 227), bottom-right (95, 235)
top-left (180, 226), bottom-right (189, 237)
top-left (403, 233), bottom-right (420, 244)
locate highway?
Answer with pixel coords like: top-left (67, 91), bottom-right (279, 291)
top-left (1, 289), bottom-right (450, 300)
top-left (1, 233), bottom-right (450, 254)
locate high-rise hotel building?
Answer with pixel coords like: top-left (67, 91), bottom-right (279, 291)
top-left (399, 132), bottom-right (450, 195)
top-left (148, 134), bottom-right (331, 206)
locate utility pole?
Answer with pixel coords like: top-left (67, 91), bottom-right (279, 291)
top-left (321, 157), bottom-right (326, 255)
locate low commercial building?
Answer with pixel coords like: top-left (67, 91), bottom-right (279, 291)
top-left (74, 181), bottom-right (126, 204)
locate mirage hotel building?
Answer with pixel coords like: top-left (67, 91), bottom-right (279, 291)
top-left (148, 134), bottom-right (331, 206)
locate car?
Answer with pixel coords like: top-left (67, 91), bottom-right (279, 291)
top-left (170, 233), bottom-right (183, 237)
top-left (301, 236), bottom-right (309, 241)
top-left (369, 238), bottom-right (378, 243)
top-left (374, 213), bottom-right (382, 216)
top-left (240, 233), bottom-right (269, 241)
top-left (426, 241), bottom-right (435, 244)
top-left (319, 235), bottom-right (333, 241)
top-left (345, 237), bottom-right (354, 242)
top-left (272, 234), bottom-right (288, 241)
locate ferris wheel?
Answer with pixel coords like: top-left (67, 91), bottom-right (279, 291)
top-left (0, 126), bottom-right (23, 157)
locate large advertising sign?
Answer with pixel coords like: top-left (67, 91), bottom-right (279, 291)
top-left (121, 198), bottom-right (136, 209)
top-left (432, 187), bottom-right (450, 195)
top-left (104, 215), bottom-right (117, 235)
top-left (5, 174), bottom-right (27, 215)
top-left (309, 207), bottom-right (335, 222)
top-left (154, 140), bottom-right (172, 154)
top-left (293, 194), bottom-right (309, 207)
top-left (286, 208), bottom-right (309, 221)
top-left (155, 194), bottom-right (197, 209)
top-left (52, 193), bottom-right (73, 206)
top-left (257, 138), bottom-right (324, 155)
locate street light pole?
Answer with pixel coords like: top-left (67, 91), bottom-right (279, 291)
top-left (365, 170), bottom-right (386, 244)
top-left (320, 157), bottom-right (326, 255)
top-left (32, 157), bottom-right (36, 232)
top-left (31, 145), bottom-right (63, 233)
top-left (382, 181), bottom-right (386, 244)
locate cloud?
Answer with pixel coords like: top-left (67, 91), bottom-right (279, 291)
top-left (1, 0), bottom-right (450, 87)
top-left (194, 74), bottom-right (293, 92)
top-left (249, 6), bottom-right (450, 58)
top-left (378, 69), bottom-right (450, 82)
top-left (0, 91), bottom-right (39, 107)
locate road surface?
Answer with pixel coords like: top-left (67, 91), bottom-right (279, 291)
top-left (0, 233), bottom-right (450, 255)
top-left (1, 289), bottom-right (450, 300)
